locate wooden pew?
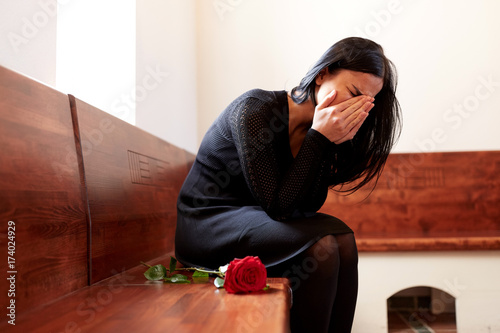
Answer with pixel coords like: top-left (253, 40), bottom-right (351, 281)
top-left (320, 151), bottom-right (500, 251)
top-left (0, 66), bottom-right (291, 332)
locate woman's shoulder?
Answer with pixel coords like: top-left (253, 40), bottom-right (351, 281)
top-left (237, 89), bottom-right (287, 105)
top-left (220, 89), bottom-right (288, 130)
top-left (228, 89), bottom-right (287, 116)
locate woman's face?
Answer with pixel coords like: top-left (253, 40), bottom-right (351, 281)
top-left (315, 68), bottom-right (383, 105)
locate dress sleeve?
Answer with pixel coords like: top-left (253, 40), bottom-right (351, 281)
top-left (230, 95), bottom-right (333, 220)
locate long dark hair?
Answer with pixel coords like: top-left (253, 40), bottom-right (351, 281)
top-left (291, 37), bottom-right (402, 193)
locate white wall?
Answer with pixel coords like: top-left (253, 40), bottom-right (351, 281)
top-left (136, 0), bottom-right (198, 153)
top-left (196, 0), bottom-right (500, 153)
top-left (57, 0), bottom-right (136, 125)
top-left (0, 0), bottom-right (58, 86)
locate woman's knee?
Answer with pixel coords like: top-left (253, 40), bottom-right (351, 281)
top-left (306, 235), bottom-right (339, 264)
top-left (335, 233), bottom-right (359, 265)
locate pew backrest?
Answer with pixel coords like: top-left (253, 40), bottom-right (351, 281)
top-left (70, 96), bottom-right (194, 283)
top-left (0, 66), bottom-right (88, 313)
top-left (320, 151), bottom-right (500, 251)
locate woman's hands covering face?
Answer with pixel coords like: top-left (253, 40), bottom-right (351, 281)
top-left (311, 90), bottom-right (374, 144)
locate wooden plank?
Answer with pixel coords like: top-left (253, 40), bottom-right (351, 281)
top-left (69, 96), bottom-right (195, 283)
top-left (1, 255), bottom-right (291, 333)
top-left (356, 236), bottom-right (500, 251)
top-left (320, 151), bottom-right (500, 250)
top-left (0, 66), bottom-right (89, 316)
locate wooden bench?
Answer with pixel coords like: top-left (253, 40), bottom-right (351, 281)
top-left (320, 150), bottom-right (500, 251)
top-left (0, 65), bottom-right (291, 332)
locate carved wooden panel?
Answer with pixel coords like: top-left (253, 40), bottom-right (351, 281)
top-left (320, 151), bottom-right (500, 250)
top-left (69, 96), bottom-right (195, 283)
top-left (0, 66), bottom-right (88, 315)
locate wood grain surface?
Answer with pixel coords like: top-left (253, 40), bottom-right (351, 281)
top-left (0, 66), bottom-right (89, 315)
top-left (320, 151), bottom-right (500, 250)
top-left (69, 96), bottom-right (195, 284)
top-left (1, 254), bottom-right (291, 333)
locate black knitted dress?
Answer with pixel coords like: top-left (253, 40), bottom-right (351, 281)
top-left (175, 89), bottom-right (353, 269)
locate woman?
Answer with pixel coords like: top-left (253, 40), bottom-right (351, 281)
top-left (176, 37), bottom-right (401, 332)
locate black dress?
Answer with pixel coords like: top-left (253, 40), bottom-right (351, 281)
top-left (175, 89), bottom-right (352, 269)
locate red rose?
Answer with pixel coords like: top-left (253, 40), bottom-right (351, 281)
top-left (224, 256), bottom-right (267, 294)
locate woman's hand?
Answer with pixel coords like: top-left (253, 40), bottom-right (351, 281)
top-left (311, 90), bottom-right (374, 144)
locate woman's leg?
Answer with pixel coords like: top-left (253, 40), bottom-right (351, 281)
top-left (328, 232), bottom-right (359, 333)
top-left (268, 233), bottom-right (358, 332)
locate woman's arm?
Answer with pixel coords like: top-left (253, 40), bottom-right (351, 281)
top-left (231, 94), bottom-right (332, 220)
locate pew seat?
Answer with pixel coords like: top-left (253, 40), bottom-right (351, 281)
top-left (6, 253), bottom-right (291, 333)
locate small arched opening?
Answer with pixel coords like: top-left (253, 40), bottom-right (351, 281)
top-left (387, 286), bottom-right (457, 332)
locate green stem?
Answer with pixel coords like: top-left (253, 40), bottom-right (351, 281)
top-left (140, 261), bottom-right (152, 268)
top-left (176, 267), bottom-right (225, 278)
top-left (195, 268), bottom-right (220, 275)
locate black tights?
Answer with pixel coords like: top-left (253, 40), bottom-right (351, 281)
top-left (267, 233), bottom-right (358, 333)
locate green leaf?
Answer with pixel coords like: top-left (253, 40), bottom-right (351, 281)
top-left (193, 270), bottom-right (209, 277)
top-left (214, 277), bottom-right (225, 288)
top-left (144, 264), bottom-right (167, 281)
top-left (192, 276), bottom-right (209, 284)
top-left (165, 274), bottom-right (191, 284)
top-left (169, 256), bottom-right (178, 273)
